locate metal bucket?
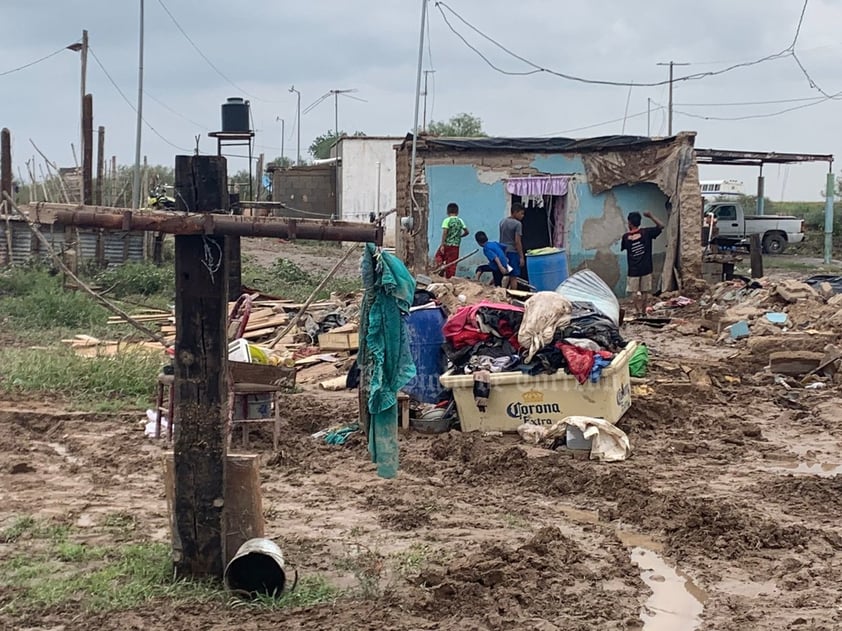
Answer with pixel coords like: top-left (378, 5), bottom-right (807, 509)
top-left (224, 538), bottom-right (287, 597)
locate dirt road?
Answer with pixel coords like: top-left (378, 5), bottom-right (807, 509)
top-left (2, 293), bottom-right (842, 629)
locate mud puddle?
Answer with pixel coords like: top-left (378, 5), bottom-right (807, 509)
top-left (557, 505), bottom-right (707, 631)
top-left (762, 456), bottom-right (842, 477)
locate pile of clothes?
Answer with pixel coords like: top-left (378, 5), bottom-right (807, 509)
top-left (442, 292), bottom-right (627, 398)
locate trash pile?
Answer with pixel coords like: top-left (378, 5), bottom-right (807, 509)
top-left (667, 275), bottom-right (842, 339)
top-left (405, 271), bottom-right (638, 451)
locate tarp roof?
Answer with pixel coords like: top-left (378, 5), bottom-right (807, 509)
top-left (400, 133), bottom-right (681, 153)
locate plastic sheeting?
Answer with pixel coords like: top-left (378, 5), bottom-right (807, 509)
top-left (556, 270), bottom-right (620, 326)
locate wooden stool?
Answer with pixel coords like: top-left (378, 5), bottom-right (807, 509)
top-left (228, 383), bottom-right (282, 451)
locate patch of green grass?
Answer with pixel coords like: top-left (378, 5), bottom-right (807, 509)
top-left (0, 515), bottom-right (37, 543)
top-left (231, 576), bottom-right (340, 610)
top-left (0, 541), bottom-right (219, 613)
top-left (0, 266), bottom-right (108, 333)
top-left (335, 544), bottom-right (384, 600)
top-left (0, 345), bottom-right (161, 411)
top-left (242, 257), bottom-right (361, 302)
top-left (0, 516), bottom-right (340, 616)
top-left (392, 544), bottom-right (430, 577)
top-left (96, 262), bottom-right (174, 298)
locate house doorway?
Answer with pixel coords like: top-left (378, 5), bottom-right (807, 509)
top-left (511, 194), bottom-right (566, 281)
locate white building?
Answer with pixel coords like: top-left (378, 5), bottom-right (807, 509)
top-left (334, 136), bottom-right (401, 247)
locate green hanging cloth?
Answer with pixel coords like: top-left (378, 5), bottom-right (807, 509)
top-left (358, 243), bottom-right (416, 479)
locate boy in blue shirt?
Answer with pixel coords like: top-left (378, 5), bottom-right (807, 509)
top-left (474, 231), bottom-right (511, 287)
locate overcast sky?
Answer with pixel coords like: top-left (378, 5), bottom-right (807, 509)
top-left (1, 0), bottom-right (840, 200)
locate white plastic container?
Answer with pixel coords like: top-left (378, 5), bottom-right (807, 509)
top-left (439, 342), bottom-right (636, 433)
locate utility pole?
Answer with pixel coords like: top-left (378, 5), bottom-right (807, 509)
top-left (80, 30), bottom-right (88, 204)
top-left (132, 0), bottom-right (145, 210)
top-left (289, 86), bottom-right (301, 166)
top-left (409, 0), bottom-right (428, 233)
top-left (647, 98), bottom-right (651, 136)
top-left (422, 69), bottom-right (435, 130)
top-left (656, 61), bottom-right (689, 136)
top-left (275, 117), bottom-right (285, 164)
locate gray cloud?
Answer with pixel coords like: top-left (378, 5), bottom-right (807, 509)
top-left (1, 0), bottom-right (839, 199)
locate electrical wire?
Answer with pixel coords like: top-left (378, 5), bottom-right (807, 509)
top-left (155, 0), bottom-right (285, 104)
top-left (88, 47), bottom-right (190, 152)
top-left (658, 93), bottom-right (842, 121)
top-left (0, 45), bottom-right (71, 77)
top-left (143, 91), bottom-right (212, 129)
top-left (539, 108), bottom-right (656, 137)
top-left (674, 95), bottom-right (826, 107)
top-left (434, 1), bottom-right (808, 88)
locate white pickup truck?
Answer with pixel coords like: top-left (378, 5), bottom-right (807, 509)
top-left (705, 201), bottom-right (805, 254)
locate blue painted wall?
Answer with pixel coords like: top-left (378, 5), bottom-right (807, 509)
top-left (425, 155), bottom-right (670, 295)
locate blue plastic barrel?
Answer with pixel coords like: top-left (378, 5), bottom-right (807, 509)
top-left (403, 307), bottom-right (446, 403)
top-left (526, 248), bottom-right (568, 292)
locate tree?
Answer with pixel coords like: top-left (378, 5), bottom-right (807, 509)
top-left (308, 130), bottom-right (366, 160)
top-left (268, 156), bottom-right (293, 169)
top-left (427, 113), bottom-right (486, 137)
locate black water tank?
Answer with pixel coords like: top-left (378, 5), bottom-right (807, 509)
top-left (221, 97), bottom-right (250, 133)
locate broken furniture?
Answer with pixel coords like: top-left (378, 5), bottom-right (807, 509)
top-left (154, 361), bottom-right (296, 449)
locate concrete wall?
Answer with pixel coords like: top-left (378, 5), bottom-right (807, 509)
top-left (271, 165), bottom-right (336, 219)
top-left (336, 138), bottom-right (399, 247)
top-left (423, 153), bottom-right (670, 295)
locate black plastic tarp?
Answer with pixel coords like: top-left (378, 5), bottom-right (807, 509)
top-left (408, 134), bottom-right (675, 154)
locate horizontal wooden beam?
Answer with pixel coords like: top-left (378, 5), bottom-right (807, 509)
top-left (20, 203), bottom-right (383, 244)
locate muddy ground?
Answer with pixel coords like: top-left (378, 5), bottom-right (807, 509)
top-left (3, 263), bottom-right (842, 629)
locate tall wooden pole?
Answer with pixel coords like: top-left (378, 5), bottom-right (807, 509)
top-left (172, 154), bottom-right (229, 578)
top-left (82, 94), bottom-right (93, 205)
top-left (0, 129), bottom-right (11, 201)
top-left (95, 126), bottom-right (105, 206)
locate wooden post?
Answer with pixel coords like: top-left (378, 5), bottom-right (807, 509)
top-left (172, 154), bottom-right (229, 579)
top-left (0, 129), bottom-right (11, 203)
top-left (750, 233), bottom-right (764, 279)
top-left (82, 94), bottom-right (93, 205)
top-left (95, 127), bottom-right (105, 206)
top-left (164, 453), bottom-right (264, 567)
top-left (110, 156), bottom-right (117, 206)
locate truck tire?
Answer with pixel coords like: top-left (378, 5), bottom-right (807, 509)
top-left (762, 232), bottom-right (787, 255)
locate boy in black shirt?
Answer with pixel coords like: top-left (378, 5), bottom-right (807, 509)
top-left (621, 210), bottom-right (665, 317)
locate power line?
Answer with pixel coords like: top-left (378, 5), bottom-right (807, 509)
top-left (674, 95), bottom-right (826, 107)
top-left (144, 91), bottom-right (212, 130)
top-left (88, 47), bottom-right (190, 152)
top-left (0, 45), bottom-right (72, 77)
top-left (155, 0), bottom-right (284, 104)
top-left (658, 93), bottom-right (842, 121)
top-left (434, 1), bottom-right (807, 88)
top-left (539, 108), bottom-right (658, 136)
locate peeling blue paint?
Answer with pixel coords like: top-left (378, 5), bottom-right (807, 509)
top-left (424, 157), bottom-right (670, 294)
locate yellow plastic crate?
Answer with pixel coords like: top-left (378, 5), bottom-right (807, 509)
top-left (439, 342), bottom-right (636, 433)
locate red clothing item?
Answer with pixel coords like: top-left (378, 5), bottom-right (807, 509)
top-left (436, 245), bottom-right (460, 278)
top-left (443, 301), bottom-right (525, 350)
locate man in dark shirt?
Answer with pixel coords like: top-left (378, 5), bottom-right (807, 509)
top-left (621, 210), bottom-right (665, 317)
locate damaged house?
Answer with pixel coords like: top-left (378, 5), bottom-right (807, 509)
top-left (395, 132), bottom-right (702, 295)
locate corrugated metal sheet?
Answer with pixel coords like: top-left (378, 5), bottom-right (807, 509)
top-left (0, 219), bottom-right (146, 267)
top-left (78, 229), bottom-right (99, 262)
top-left (103, 231), bottom-right (144, 265)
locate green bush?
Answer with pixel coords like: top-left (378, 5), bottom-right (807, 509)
top-left (0, 267), bottom-right (108, 331)
top-left (96, 262), bottom-right (174, 297)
